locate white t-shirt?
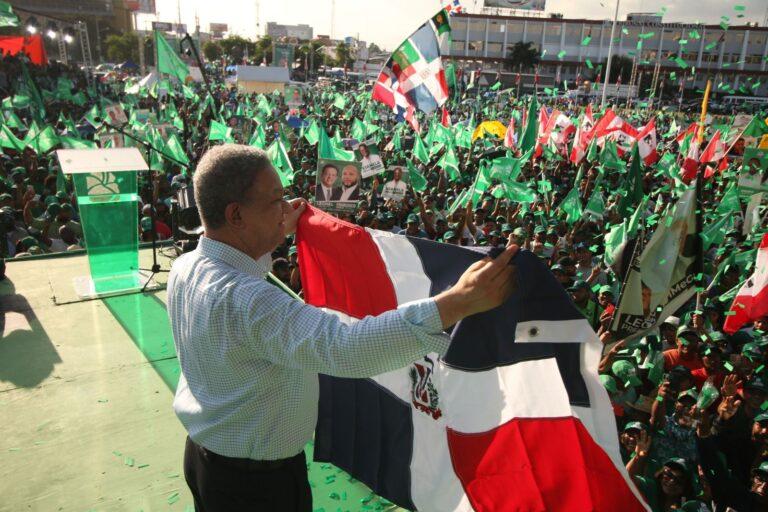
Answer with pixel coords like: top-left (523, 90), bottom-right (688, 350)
top-left (381, 180), bottom-right (408, 201)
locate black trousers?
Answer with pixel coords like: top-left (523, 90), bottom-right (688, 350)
top-left (184, 436), bottom-right (312, 512)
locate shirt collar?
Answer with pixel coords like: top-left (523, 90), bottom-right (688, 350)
top-left (197, 236), bottom-right (271, 277)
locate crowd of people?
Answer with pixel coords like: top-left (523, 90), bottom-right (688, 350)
top-left (3, 50), bottom-right (768, 510)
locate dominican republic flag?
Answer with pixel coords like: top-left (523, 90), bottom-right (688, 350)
top-left (444, 0), bottom-right (464, 15)
top-left (569, 104), bottom-right (595, 165)
top-left (372, 9), bottom-right (451, 120)
top-left (297, 206), bottom-right (648, 512)
top-left (724, 234), bottom-right (768, 334)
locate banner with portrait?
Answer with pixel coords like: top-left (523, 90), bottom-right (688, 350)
top-left (285, 85), bottom-right (304, 106)
top-left (738, 147), bottom-right (768, 197)
top-left (380, 165), bottom-right (410, 202)
top-left (354, 140), bottom-right (386, 178)
top-left (484, 0), bottom-right (546, 10)
top-left (98, 131), bottom-right (125, 149)
top-left (314, 159), bottom-right (364, 214)
top-left (273, 44), bottom-right (295, 69)
top-left (104, 103), bottom-right (128, 126)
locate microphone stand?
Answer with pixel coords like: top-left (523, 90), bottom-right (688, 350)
top-left (103, 121), bottom-right (191, 292)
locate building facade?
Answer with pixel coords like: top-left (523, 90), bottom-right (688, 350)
top-left (265, 22), bottom-right (313, 41)
top-left (448, 12), bottom-right (768, 97)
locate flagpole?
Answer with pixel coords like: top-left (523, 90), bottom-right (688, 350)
top-left (600, 0), bottom-right (621, 109)
top-left (694, 79), bottom-right (712, 313)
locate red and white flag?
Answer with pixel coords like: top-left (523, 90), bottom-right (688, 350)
top-left (680, 140), bottom-right (700, 183)
top-left (534, 107), bottom-right (552, 158)
top-left (504, 116), bottom-right (517, 149)
top-left (724, 234), bottom-right (768, 334)
top-left (441, 106), bottom-right (452, 127)
top-left (700, 130), bottom-right (727, 164)
top-left (569, 106), bottom-right (595, 165)
top-left (636, 119), bottom-right (659, 166)
top-left (675, 122), bottom-right (697, 145)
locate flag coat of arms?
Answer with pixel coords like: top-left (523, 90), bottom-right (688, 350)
top-left (372, 10), bottom-right (451, 120)
top-left (297, 207), bottom-right (648, 512)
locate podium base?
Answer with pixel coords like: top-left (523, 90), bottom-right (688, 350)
top-left (73, 270), bottom-right (163, 300)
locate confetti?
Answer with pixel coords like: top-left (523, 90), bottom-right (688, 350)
top-left (586, 59), bottom-right (594, 69)
top-left (167, 492), bottom-right (180, 505)
top-left (734, 5), bottom-right (745, 11)
top-left (581, 35), bottom-right (592, 46)
top-left (557, 50), bottom-right (567, 59)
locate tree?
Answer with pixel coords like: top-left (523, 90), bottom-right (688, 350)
top-left (295, 40), bottom-right (326, 72)
top-left (334, 41), bottom-right (354, 69)
top-left (105, 32), bottom-right (139, 62)
top-left (253, 35), bottom-right (273, 65)
top-left (367, 42), bottom-right (382, 55)
top-left (603, 55), bottom-right (634, 83)
top-left (506, 41), bottom-right (539, 72)
top-left (202, 40), bottom-right (223, 62)
top-left (219, 35), bottom-right (255, 64)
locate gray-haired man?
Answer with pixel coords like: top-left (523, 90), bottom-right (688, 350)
top-left (168, 144), bottom-right (518, 511)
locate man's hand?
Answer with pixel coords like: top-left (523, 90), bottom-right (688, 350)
top-left (283, 198), bottom-right (308, 236)
top-left (717, 395), bottom-right (741, 422)
top-left (434, 244), bottom-right (519, 329)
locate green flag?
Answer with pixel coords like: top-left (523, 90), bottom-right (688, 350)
top-left (351, 118), bottom-right (366, 141)
top-left (559, 187), bottom-right (583, 224)
top-left (317, 121), bottom-right (354, 161)
top-left (701, 214), bottom-right (733, 250)
top-left (155, 30), bottom-right (190, 82)
top-left (0, 124), bottom-right (25, 152)
top-left (208, 120), bottom-right (233, 142)
top-left (599, 139), bottom-right (623, 171)
top-left (332, 94), bottom-right (347, 110)
top-left (617, 144), bottom-right (644, 217)
top-left (586, 137), bottom-right (599, 162)
top-left (58, 135), bottom-right (97, 150)
top-left (266, 140), bottom-right (294, 186)
top-left (437, 146), bottom-right (460, 181)
top-left (165, 133), bottom-right (190, 167)
top-left (0, 1), bottom-right (19, 27)
top-left (249, 125), bottom-right (267, 149)
top-left (303, 119), bottom-right (320, 146)
top-left (716, 181), bottom-right (741, 215)
top-left (413, 135), bottom-right (429, 164)
top-left (585, 189), bottom-right (605, 218)
top-left (26, 125), bottom-right (58, 154)
top-left (519, 96), bottom-right (538, 154)
top-left (406, 160), bottom-right (427, 192)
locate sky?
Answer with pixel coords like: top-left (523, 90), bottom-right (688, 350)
top-left (138, 0), bottom-right (767, 51)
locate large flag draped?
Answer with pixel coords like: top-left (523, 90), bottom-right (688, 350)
top-left (297, 206), bottom-right (648, 512)
top-left (372, 10), bottom-right (451, 121)
top-left (723, 234), bottom-right (768, 334)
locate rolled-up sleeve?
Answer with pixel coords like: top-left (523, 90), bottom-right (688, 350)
top-left (243, 281), bottom-right (451, 378)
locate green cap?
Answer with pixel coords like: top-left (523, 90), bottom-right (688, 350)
top-left (663, 457), bottom-right (690, 475)
top-left (676, 325), bottom-right (699, 340)
top-left (489, 230), bottom-right (501, 237)
top-left (534, 225), bottom-right (546, 234)
top-left (20, 236), bottom-right (39, 249)
top-left (512, 227), bottom-right (525, 236)
top-left (611, 360), bottom-right (641, 387)
top-left (140, 216), bottom-right (153, 232)
top-left (501, 223), bottom-right (513, 233)
top-left (46, 203), bottom-right (61, 217)
top-left (623, 421), bottom-right (647, 432)
top-left (288, 245), bottom-right (297, 256)
top-left (55, 191), bottom-right (69, 200)
top-left (746, 376), bottom-right (768, 394)
top-left (0, 192), bottom-right (13, 202)
top-left (568, 280), bottom-right (590, 292)
top-left (742, 342), bottom-right (763, 360)
top-left (406, 214), bottom-right (419, 224)
top-left (754, 411), bottom-right (768, 423)
top-left (755, 461), bottom-right (768, 475)
top-left (44, 195), bottom-right (58, 206)
top-left (442, 230), bottom-right (457, 241)
top-left (598, 285), bottom-right (614, 295)
top-left (677, 388), bottom-right (699, 402)
top-left (600, 374), bottom-right (618, 394)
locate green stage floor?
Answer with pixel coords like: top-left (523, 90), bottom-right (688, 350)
top-left (0, 247), bottom-right (400, 512)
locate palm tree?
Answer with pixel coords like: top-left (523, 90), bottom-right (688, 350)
top-left (334, 42), bottom-right (354, 69)
top-left (506, 41), bottom-right (539, 72)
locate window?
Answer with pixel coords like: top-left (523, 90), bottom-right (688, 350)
top-left (452, 19), bottom-right (467, 32)
top-left (469, 21), bottom-right (485, 32)
top-left (527, 22), bottom-right (544, 41)
top-left (452, 41), bottom-right (466, 53)
top-left (487, 42), bottom-right (503, 55)
top-left (490, 20), bottom-right (504, 33)
top-left (548, 24), bottom-right (562, 37)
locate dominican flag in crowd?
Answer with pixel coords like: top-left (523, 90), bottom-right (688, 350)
top-left (724, 234), bottom-right (768, 334)
top-left (297, 207), bottom-right (648, 512)
top-left (372, 9), bottom-right (451, 123)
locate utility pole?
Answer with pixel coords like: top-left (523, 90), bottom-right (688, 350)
top-left (330, 0), bottom-right (336, 39)
top-left (135, 12), bottom-right (145, 74)
top-left (601, 0), bottom-right (621, 108)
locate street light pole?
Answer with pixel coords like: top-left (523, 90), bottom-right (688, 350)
top-left (601, 0), bottom-right (621, 108)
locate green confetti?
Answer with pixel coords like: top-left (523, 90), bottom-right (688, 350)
top-left (557, 50), bottom-right (567, 59)
top-left (124, 457), bottom-right (135, 467)
top-left (724, 311), bottom-right (737, 316)
top-left (622, 28), bottom-right (629, 35)
top-left (581, 35), bottom-right (592, 46)
top-left (724, 361), bottom-right (734, 371)
top-left (97, 399), bottom-right (108, 403)
top-left (689, 30), bottom-right (701, 39)
top-left (734, 5), bottom-right (745, 11)
top-left (720, 21), bottom-right (729, 31)
top-left (674, 57), bottom-right (689, 69)
top-left (167, 492), bottom-right (180, 505)
top-left (586, 59), bottom-right (594, 69)
top-left (762, 401), bottom-right (768, 411)
top-left (638, 32), bottom-right (656, 39)
top-left (705, 41), bottom-right (718, 51)
top-left (137, 463), bottom-right (150, 469)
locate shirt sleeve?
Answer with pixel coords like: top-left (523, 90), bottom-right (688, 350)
top-left (241, 280), bottom-right (451, 378)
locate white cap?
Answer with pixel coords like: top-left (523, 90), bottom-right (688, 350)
top-left (662, 316), bottom-right (680, 327)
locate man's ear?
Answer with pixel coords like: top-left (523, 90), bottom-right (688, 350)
top-left (224, 202), bottom-right (243, 229)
